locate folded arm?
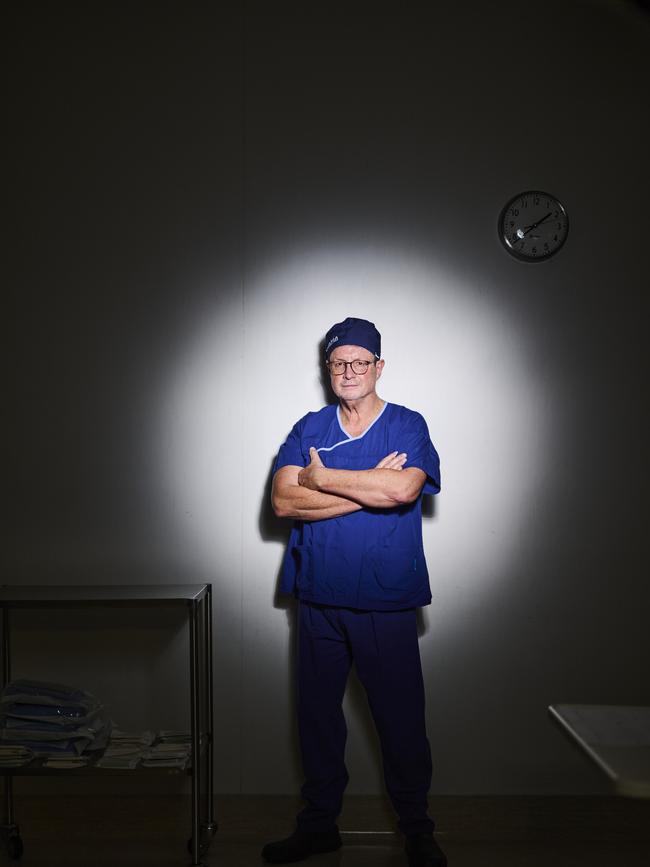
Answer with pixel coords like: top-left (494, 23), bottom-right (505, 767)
top-left (272, 450), bottom-right (418, 521)
top-left (272, 465), bottom-right (362, 521)
top-left (299, 447), bottom-right (426, 508)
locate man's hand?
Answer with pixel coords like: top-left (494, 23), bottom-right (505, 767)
top-left (375, 451), bottom-right (407, 470)
top-left (298, 447), bottom-right (325, 490)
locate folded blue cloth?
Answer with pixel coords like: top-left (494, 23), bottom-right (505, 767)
top-left (2, 718), bottom-right (86, 733)
top-left (1, 702), bottom-right (89, 719)
top-left (0, 679), bottom-right (110, 760)
top-left (1, 679), bottom-right (96, 708)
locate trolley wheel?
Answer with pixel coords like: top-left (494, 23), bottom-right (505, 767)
top-left (6, 834), bottom-right (24, 860)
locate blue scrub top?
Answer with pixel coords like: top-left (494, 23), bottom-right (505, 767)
top-left (273, 402), bottom-right (440, 611)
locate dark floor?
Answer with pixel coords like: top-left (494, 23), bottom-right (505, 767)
top-left (3, 836), bottom-right (650, 867)
top-left (1, 794), bottom-right (649, 867)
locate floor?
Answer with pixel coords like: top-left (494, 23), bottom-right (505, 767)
top-left (3, 835), bottom-right (650, 867)
top-left (213, 837), bottom-right (650, 867)
top-left (1, 794), bottom-right (649, 867)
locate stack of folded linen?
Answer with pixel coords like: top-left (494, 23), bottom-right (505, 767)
top-left (42, 752), bottom-right (91, 769)
top-left (0, 679), bottom-right (111, 763)
top-left (141, 730), bottom-right (192, 769)
top-left (0, 745), bottom-right (34, 767)
top-left (95, 728), bottom-right (155, 769)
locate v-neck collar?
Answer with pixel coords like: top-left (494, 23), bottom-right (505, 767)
top-left (336, 401), bottom-right (388, 441)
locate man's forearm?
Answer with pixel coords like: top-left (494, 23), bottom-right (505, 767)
top-left (273, 484), bottom-right (362, 521)
top-left (314, 467), bottom-right (417, 508)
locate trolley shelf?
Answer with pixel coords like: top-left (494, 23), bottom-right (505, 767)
top-left (0, 584), bottom-right (209, 606)
top-left (0, 583), bottom-right (215, 866)
top-left (0, 735), bottom-right (210, 777)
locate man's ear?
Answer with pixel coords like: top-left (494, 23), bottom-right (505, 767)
top-left (376, 359), bottom-right (385, 379)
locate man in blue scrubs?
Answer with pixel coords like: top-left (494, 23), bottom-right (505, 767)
top-left (262, 318), bottom-right (446, 867)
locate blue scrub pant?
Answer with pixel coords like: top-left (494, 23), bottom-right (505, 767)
top-left (296, 601), bottom-right (435, 836)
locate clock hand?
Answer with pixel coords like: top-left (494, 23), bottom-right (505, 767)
top-left (522, 212), bottom-right (552, 236)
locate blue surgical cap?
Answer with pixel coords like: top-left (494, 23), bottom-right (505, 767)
top-left (324, 317), bottom-right (381, 360)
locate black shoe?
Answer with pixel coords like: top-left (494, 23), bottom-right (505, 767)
top-left (261, 828), bottom-right (342, 863)
top-left (405, 832), bottom-right (447, 867)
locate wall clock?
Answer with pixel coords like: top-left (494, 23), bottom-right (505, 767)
top-left (498, 190), bottom-right (569, 261)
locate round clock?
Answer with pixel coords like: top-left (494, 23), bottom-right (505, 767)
top-left (498, 190), bottom-right (568, 261)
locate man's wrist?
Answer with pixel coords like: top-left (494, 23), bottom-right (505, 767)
top-left (317, 466), bottom-right (356, 496)
top-left (312, 466), bottom-right (329, 492)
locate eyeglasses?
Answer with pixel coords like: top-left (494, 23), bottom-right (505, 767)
top-left (327, 359), bottom-right (377, 376)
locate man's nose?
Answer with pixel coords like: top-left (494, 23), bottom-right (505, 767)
top-left (343, 364), bottom-right (355, 379)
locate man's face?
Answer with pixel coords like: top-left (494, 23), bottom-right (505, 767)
top-left (327, 344), bottom-right (384, 402)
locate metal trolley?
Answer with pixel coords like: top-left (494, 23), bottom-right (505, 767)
top-left (0, 584), bottom-right (217, 865)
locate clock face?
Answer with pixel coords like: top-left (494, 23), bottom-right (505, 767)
top-left (499, 190), bottom-right (568, 261)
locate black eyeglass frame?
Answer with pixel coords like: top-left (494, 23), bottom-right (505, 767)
top-left (326, 359), bottom-right (378, 376)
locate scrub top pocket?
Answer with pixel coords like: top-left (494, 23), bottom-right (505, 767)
top-left (367, 545), bottom-right (425, 603)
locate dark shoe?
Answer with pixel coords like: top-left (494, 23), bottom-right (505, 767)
top-left (261, 827), bottom-right (342, 863)
top-left (405, 832), bottom-right (447, 867)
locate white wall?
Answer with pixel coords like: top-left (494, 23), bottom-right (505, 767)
top-left (4, 0), bottom-right (649, 797)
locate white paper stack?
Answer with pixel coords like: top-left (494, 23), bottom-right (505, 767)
top-left (141, 731), bottom-right (191, 769)
top-left (95, 728), bottom-right (155, 769)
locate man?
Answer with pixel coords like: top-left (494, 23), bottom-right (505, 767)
top-left (263, 317), bottom-right (446, 867)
